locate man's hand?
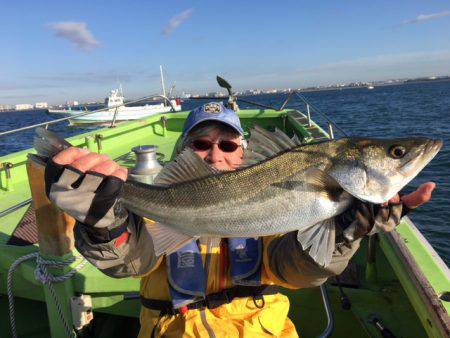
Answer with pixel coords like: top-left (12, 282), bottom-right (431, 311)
top-left (45, 147), bottom-right (128, 231)
top-left (390, 182), bottom-right (435, 209)
top-left (338, 182), bottom-right (436, 242)
top-left (53, 147), bottom-right (127, 181)
top-left (375, 182), bottom-right (436, 232)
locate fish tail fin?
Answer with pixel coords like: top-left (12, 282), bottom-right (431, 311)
top-left (34, 127), bottom-right (72, 159)
top-left (297, 218), bottom-right (336, 267)
top-left (147, 222), bottom-right (197, 256)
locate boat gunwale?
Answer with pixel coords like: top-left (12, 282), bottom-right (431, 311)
top-left (381, 222), bottom-right (450, 337)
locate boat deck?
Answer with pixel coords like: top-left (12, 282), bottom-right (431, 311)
top-left (0, 108), bottom-right (448, 337)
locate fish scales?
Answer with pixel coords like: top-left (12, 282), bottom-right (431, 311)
top-left (122, 140), bottom-right (348, 237)
top-left (123, 140), bottom-right (343, 210)
top-left (33, 126), bottom-right (442, 265)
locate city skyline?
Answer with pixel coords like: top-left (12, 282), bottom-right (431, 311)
top-left (2, 74), bottom-right (448, 110)
top-left (1, 1), bottom-right (450, 105)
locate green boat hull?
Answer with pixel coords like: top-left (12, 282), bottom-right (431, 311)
top-left (0, 109), bottom-right (448, 337)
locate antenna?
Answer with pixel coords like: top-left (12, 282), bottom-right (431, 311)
top-left (160, 65), bottom-right (167, 98)
top-left (169, 82), bottom-right (176, 97)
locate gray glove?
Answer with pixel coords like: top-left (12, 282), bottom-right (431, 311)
top-left (45, 159), bottom-right (128, 242)
top-left (335, 199), bottom-right (407, 243)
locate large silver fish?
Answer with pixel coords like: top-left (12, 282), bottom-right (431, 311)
top-left (34, 126), bottom-right (442, 267)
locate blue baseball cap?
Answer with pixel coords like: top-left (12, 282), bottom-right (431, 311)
top-left (182, 102), bottom-right (244, 136)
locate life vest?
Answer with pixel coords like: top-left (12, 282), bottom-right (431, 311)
top-left (167, 238), bottom-right (262, 308)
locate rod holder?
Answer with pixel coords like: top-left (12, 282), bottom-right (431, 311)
top-left (307, 104), bottom-right (312, 127)
top-left (328, 123), bottom-right (334, 139)
top-left (95, 134), bottom-right (104, 153)
top-left (1, 162), bottom-right (14, 191)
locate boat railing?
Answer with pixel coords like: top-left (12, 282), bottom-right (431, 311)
top-left (0, 91), bottom-right (343, 221)
top-left (189, 90), bottom-right (346, 140)
top-left (0, 94), bottom-right (176, 138)
top-left (291, 91), bottom-right (347, 138)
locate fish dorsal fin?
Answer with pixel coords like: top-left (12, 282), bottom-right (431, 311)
top-left (147, 222), bottom-right (197, 256)
top-left (153, 148), bottom-right (218, 186)
top-left (242, 125), bottom-right (303, 167)
top-left (305, 168), bottom-right (344, 201)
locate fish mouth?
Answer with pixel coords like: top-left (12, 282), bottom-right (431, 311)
top-left (426, 139), bottom-right (443, 154)
top-left (399, 139), bottom-right (442, 177)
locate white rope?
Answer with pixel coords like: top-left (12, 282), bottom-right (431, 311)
top-left (7, 252), bottom-right (87, 338)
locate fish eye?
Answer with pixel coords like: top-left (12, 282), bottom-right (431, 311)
top-left (389, 145), bottom-right (406, 159)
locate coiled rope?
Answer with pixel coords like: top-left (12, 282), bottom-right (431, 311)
top-left (7, 252), bottom-right (87, 338)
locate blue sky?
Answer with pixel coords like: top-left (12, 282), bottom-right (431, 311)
top-left (1, 0), bottom-right (450, 104)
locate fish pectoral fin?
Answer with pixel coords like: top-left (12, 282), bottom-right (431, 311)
top-left (148, 222), bottom-right (197, 256)
top-left (305, 168), bottom-right (344, 202)
top-left (297, 218), bottom-right (336, 267)
top-left (153, 148), bottom-right (218, 186)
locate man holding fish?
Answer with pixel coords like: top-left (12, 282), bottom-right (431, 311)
top-left (41, 102), bottom-right (437, 337)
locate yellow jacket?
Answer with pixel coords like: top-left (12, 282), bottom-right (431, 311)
top-left (74, 216), bottom-right (361, 337)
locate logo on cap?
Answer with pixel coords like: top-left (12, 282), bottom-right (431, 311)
top-left (203, 102), bottom-right (222, 114)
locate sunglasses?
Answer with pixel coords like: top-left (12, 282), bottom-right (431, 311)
top-left (191, 139), bottom-right (240, 153)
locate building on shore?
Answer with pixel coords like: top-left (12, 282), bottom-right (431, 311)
top-left (34, 102), bottom-right (48, 109)
top-left (0, 105), bottom-right (14, 111)
top-left (15, 104), bottom-right (33, 111)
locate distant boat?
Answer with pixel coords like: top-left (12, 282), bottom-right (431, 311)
top-left (367, 85), bottom-right (375, 90)
top-left (47, 106), bottom-right (86, 116)
top-left (67, 89), bottom-right (181, 126)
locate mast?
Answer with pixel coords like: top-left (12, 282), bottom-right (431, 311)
top-left (160, 65), bottom-right (167, 98)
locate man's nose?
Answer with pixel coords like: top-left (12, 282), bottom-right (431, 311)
top-left (206, 144), bottom-right (223, 163)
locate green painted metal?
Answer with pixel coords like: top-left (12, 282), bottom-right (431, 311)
top-left (397, 218), bottom-right (450, 314)
top-left (379, 219), bottom-right (450, 337)
top-left (285, 277), bottom-right (428, 337)
top-left (0, 108), bottom-right (448, 337)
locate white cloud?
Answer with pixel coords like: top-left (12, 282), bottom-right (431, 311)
top-left (162, 9), bottom-right (194, 36)
top-left (401, 11), bottom-right (450, 25)
top-left (48, 21), bottom-right (100, 52)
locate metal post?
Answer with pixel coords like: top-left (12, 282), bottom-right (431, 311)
top-left (160, 65), bottom-right (166, 99)
top-left (0, 199), bottom-right (32, 218)
top-left (318, 284), bottom-right (334, 338)
top-left (110, 107), bottom-right (119, 128)
top-left (95, 134), bottom-right (103, 153)
top-left (3, 162), bottom-right (13, 191)
top-left (307, 104), bottom-right (311, 127)
top-left (328, 123), bottom-right (334, 139)
top-left (160, 116), bottom-right (167, 137)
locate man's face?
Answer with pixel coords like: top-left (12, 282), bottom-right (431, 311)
top-left (188, 128), bottom-right (243, 171)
